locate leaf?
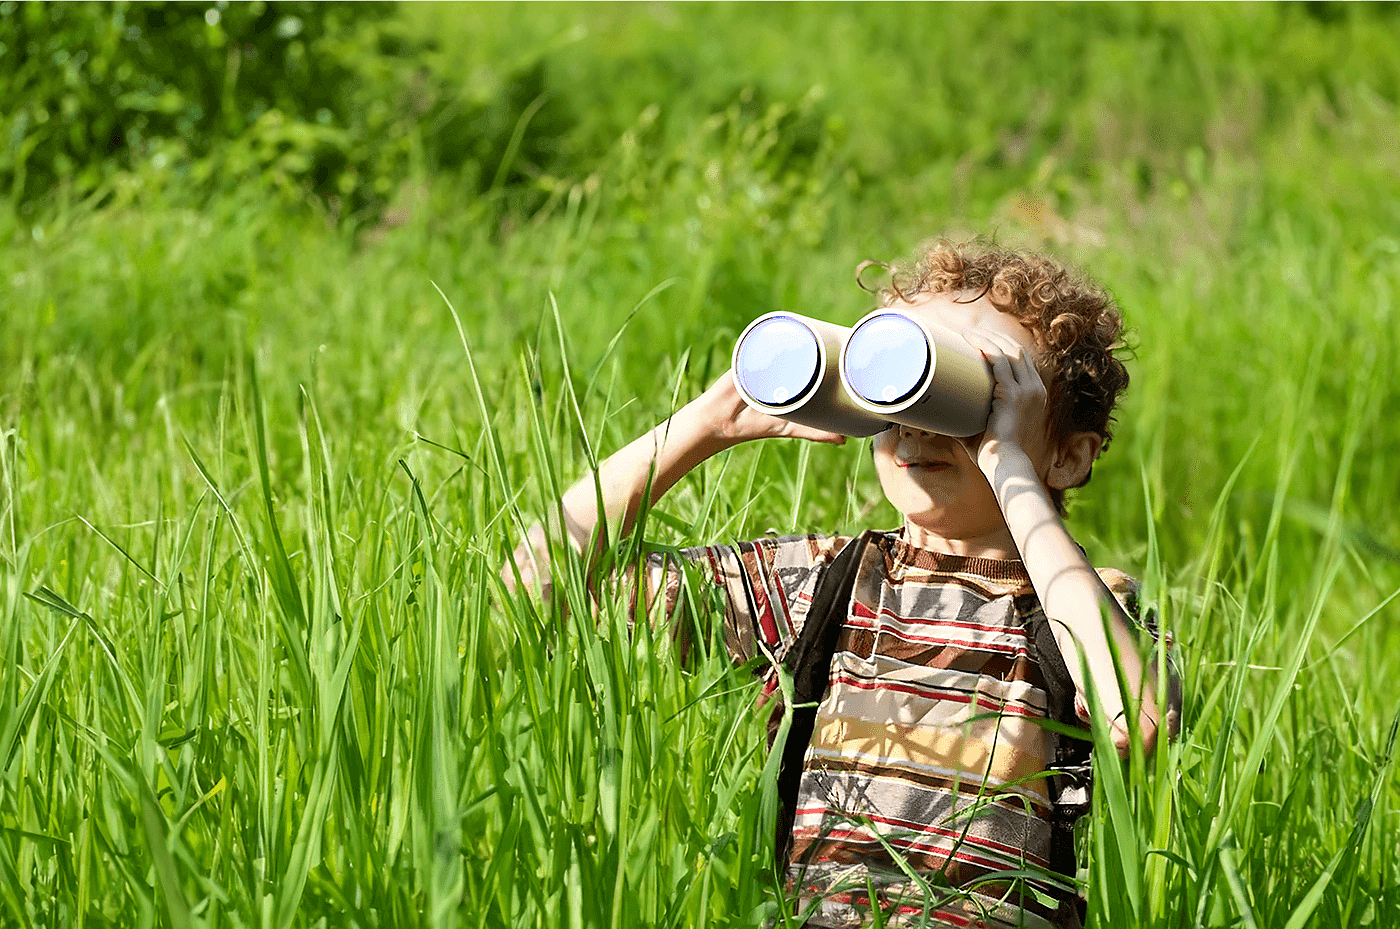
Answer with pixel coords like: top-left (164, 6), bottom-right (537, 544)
top-left (139, 774), bottom-right (193, 929)
top-left (0, 614), bottom-right (79, 776)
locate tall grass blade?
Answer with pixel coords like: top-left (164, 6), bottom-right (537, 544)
top-left (0, 613), bottom-right (78, 774)
top-left (1280, 707), bottom-right (1400, 929)
top-left (139, 773), bottom-right (194, 929)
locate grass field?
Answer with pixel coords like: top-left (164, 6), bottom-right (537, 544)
top-left (3, 3), bottom-right (1400, 926)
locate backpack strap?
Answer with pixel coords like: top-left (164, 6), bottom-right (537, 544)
top-left (1025, 611), bottom-right (1093, 886)
top-left (773, 530), bottom-right (873, 865)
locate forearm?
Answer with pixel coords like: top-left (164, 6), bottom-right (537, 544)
top-left (555, 402), bottom-right (734, 556)
top-left (503, 371), bottom-right (844, 599)
top-left (506, 383), bottom-right (743, 597)
top-left (986, 450), bottom-right (1162, 754)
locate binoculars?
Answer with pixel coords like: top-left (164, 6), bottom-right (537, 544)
top-left (731, 307), bottom-right (992, 438)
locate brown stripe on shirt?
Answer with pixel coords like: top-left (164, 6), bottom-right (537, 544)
top-left (643, 528), bottom-right (1157, 928)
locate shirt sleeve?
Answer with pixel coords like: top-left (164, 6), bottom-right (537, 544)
top-left (1071, 568), bottom-right (1183, 739)
top-left (642, 533), bottom-right (849, 668)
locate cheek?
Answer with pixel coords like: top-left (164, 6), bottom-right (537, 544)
top-left (870, 439), bottom-right (901, 491)
top-left (871, 426), bottom-right (897, 454)
top-left (870, 429), bottom-right (898, 473)
top-left (871, 441), bottom-right (933, 518)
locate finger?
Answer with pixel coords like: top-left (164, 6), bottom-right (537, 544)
top-left (975, 328), bottom-right (1029, 368)
top-left (784, 424), bottom-right (848, 445)
top-left (974, 328), bottom-right (1042, 389)
top-left (963, 329), bottom-right (1019, 387)
top-left (959, 328), bottom-right (1002, 366)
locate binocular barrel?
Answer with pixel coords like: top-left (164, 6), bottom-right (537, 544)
top-left (731, 312), bottom-right (890, 437)
top-left (840, 309), bottom-right (992, 438)
top-left (731, 309), bottom-right (993, 439)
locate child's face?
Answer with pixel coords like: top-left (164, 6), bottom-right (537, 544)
top-left (871, 291), bottom-right (1056, 546)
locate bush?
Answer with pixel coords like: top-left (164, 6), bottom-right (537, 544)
top-left (0, 1), bottom-right (577, 220)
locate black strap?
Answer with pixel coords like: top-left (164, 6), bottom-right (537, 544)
top-left (773, 530), bottom-right (872, 865)
top-left (1026, 610), bottom-right (1093, 887)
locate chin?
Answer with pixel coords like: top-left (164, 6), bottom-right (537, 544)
top-left (879, 469), bottom-right (966, 514)
top-left (889, 495), bottom-right (966, 533)
top-left (879, 475), bottom-right (1001, 535)
top-left (903, 506), bottom-right (965, 534)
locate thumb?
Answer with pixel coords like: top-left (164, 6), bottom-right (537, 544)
top-left (784, 424), bottom-right (849, 445)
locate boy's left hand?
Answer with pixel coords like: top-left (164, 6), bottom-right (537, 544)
top-left (956, 327), bottom-right (1053, 477)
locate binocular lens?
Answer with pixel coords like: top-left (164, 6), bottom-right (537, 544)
top-left (843, 314), bottom-right (930, 405)
top-left (734, 315), bottom-right (822, 406)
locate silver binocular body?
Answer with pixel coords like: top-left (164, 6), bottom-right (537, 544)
top-left (731, 309), bottom-right (992, 438)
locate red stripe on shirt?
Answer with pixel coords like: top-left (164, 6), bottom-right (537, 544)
top-left (824, 671), bottom-right (1044, 717)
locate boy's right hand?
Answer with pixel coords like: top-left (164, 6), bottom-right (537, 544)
top-left (698, 370), bottom-right (848, 449)
top-left (504, 369), bottom-right (844, 602)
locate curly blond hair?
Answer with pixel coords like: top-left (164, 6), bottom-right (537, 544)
top-left (872, 238), bottom-right (1131, 509)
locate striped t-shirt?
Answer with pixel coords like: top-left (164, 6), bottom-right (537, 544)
top-left (652, 528), bottom-right (1143, 929)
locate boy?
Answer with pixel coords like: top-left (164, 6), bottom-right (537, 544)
top-left (508, 239), bottom-right (1180, 927)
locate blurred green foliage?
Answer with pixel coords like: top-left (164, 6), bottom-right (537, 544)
top-left (7, 1), bottom-right (1399, 229)
top-left (0, 0), bottom-right (577, 218)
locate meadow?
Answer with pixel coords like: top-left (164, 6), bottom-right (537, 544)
top-left (2, 3), bottom-right (1400, 926)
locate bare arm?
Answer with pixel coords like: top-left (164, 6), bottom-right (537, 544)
top-left (504, 371), bottom-right (845, 601)
top-left (960, 327), bottom-right (1175, 758)
top-left (983, 450), bottom-right (1170, 757)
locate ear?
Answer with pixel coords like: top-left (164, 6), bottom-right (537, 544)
top-left (1047, 431), bottom-right (1103, 491)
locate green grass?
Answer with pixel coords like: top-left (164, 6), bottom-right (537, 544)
top-left (3, 3), bottom-right (1400, 926)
